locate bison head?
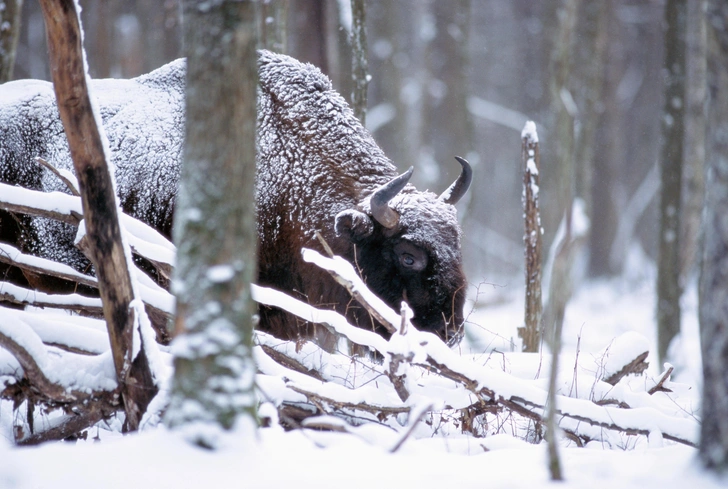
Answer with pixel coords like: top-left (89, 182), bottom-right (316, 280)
top-left (335, 157), bottom-right (472, 345)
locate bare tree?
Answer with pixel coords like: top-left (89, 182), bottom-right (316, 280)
top-left (0, 0), bottom-right (23, 82)
top-left (257, 0), bottom-right (288, 53)
top-left (699, 0), bottom-right (728, 472)
top-left (165, 0), bottom-right (258, 448)
top-left (657, 0), bottom-right (687, 366)
top-left (350, 0), bottom-right (368, 125)
top-left (680, 0), bottom-right (707, 283)
top-left (519, 122), bottom-right (542, 353)
top-left (38, 0), bottom-right (156, 432)
top-left (572, 0), bottom-right (608, 219)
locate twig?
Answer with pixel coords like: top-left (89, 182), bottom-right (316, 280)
top-left (603, 351), bottom-right (649, 386)
top-left (648, 365), bottom-right (674, 395)
top-left (389, 402), bottom-right (433, 453)
top-left (259, 344), bottom-right (325, 382)
top-left (314, 231), bottom-right (335, 258)
top-left (0, 328), bottom-right (81, 403)
top-left (35, 156), bottom-right (80, 196)
top-left (16, 404), bottom-right (112, 445)
top-left (287, 385), bottom-right (410, 418)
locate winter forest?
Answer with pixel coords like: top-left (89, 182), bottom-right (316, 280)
top-left (0, 0), bottom-right (727, 488)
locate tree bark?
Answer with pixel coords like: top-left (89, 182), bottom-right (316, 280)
top-left (37, 0), bottom-right (156, 432)
top-left (166, 0), bottom-right (258, 448)
top-left (0, 0), bottom-right (23, 82)
top-left (519, 122), bottom-right (542, 353)
top-left (699, 0), bottom-right (728, 472)
top-left (657, 0), bottom-right (687, 366)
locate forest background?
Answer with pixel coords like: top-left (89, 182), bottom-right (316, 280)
top-left (10, 0), bottom-right (702, 287)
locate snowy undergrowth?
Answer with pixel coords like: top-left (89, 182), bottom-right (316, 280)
top-left (0, 245), bottom-right (717, 488)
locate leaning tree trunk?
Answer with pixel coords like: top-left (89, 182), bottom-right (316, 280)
top-left (38, 0), bottom-right (157, 431)
top-left (0, 0), bottom-right (23, 82)
top-left (165, 0), bottom-right (258, 448)
top-left (699, 0), bottom-right (728, 472)
top-left (657, 0), bottom-right (687, 366)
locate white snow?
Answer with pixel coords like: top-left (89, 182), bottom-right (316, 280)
top-left (0, 44), bottom-right (721, 489)
top-left (0, 246), bottom-right (722, 488)
top-left (521, 120), bottom-right (539, 143)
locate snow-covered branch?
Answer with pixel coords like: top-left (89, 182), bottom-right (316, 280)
top-left (0, 181), bottom-right (175, 271)
top-left (252, 248), bottom-right (699, 448)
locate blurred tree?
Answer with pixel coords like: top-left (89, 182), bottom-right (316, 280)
top-left (548, 0), bottom-right (578, 222)
top-left (572, 1), bottom-right (608, 220)
top-left (350, 0), bottom-right (368, 125)
top-left (657, 0), bottom-right (686, 365)
top-left (699, 0), bottom-right (728, 472)
top-left (423, 0), bottom-right (473, 197)
top-left (366, 1), bottom-right (411, 172)
top-left (0, 0), bottom-right (23, 82)
top-left (588, 4), bottom-right (623, 278)
top-left (258, 0), bottom-right (288, 53)
top-left (680, 0), bottom-right (707, 284)
top-left (165, 0), bottom-right (258, 448)
top-left (137, 0), bottom-right (181, 75)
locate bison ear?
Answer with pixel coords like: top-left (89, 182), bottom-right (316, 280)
top-left (335, 209), bottom-right (374, 242)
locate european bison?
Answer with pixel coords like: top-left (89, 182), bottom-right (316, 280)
top-left (0, 50), bottom-right (471, 347)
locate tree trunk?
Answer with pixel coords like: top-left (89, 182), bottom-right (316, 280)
top-left (699, 0), bottom-right (728, 472)
top-left (679, 0), bottom-right (707, 283)
top-left (549, 0), bottom-right (578, 223)
top-left (657, 0), bottom-right (687, 366)
top-left (37, 0), bottom-right (157, 432)
top-left (350, 0), bottom-right (368, 125)
top-left (0, 0), bottom-right (23, 82)
top-left (257, 0), bottom-right (288, 53)
top-left (519, 122), bottom-right (542, 353)
top-left (166, 0), bottom-right (258, 448)
top-left (573, 0), bottom-right (608, 220)
top-left (424, 0), bottom-right (473, 197)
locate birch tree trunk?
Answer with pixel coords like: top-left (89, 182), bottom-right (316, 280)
top-left (657, 0), bottom-right (687, 366)
top-left (699, 0), bottom-right (728, 472)
top-left (166, 0), bottom-right (258, 448)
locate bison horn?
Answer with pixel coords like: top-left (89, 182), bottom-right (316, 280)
top-left (370, 166), bottom-right (413, 229)
top-left (439, 156), bottom-right (473, 205)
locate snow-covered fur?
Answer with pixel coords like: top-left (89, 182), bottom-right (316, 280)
top-left (0, 51), bottom-right (468, 346)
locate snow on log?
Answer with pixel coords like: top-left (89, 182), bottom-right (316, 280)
top-left (0, 314), bottom-right (117, 398)
top-left (0, 182), bottom-right (175, 268)
top-left (258, 248), bottom-right (700, 447)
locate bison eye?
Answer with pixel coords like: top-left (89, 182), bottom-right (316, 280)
top-left (394, 241), bottom-right (427, 272)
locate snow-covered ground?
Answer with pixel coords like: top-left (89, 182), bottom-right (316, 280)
top-left (0, 247), bottom-right (724, 489)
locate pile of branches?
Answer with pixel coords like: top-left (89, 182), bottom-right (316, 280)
top-left (0, 175), bottom-right (699, 448)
